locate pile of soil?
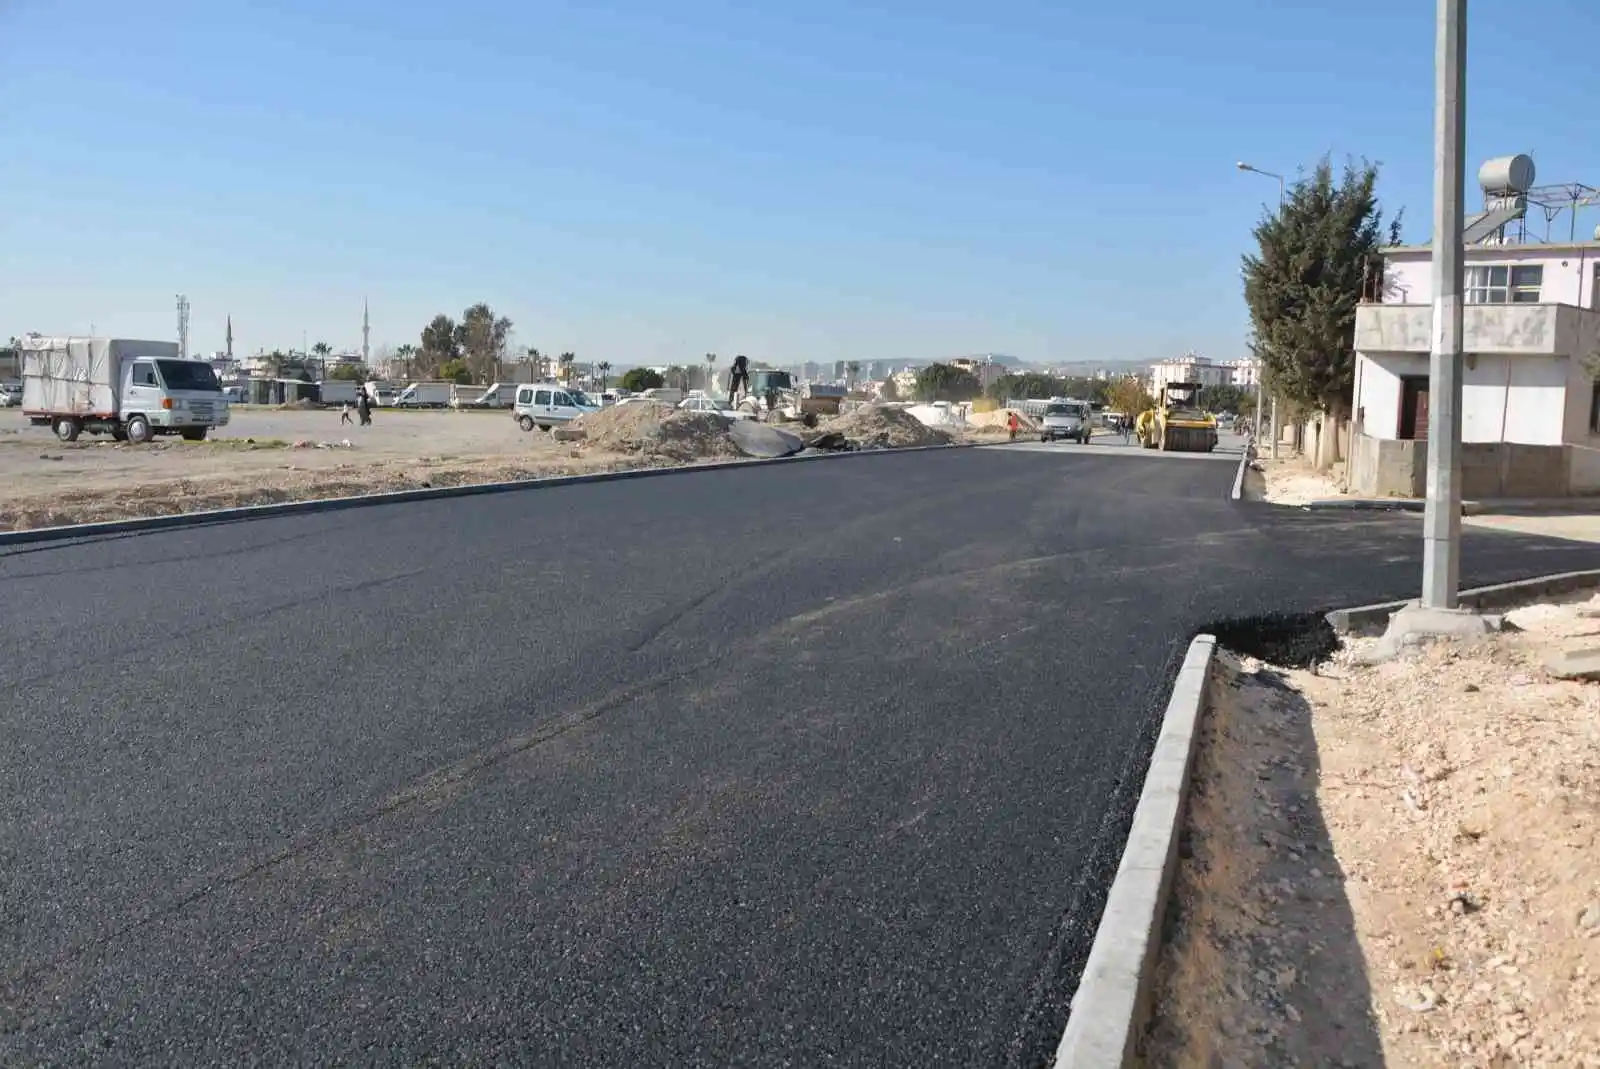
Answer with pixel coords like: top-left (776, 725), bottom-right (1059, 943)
top-left (569, 404), bottom-right (741, 461)
top-left (816, 405), bottom-right (952, 448)
top-left (966, 408), bottom-right (1038, 430)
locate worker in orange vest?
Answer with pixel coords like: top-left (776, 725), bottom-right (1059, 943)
top-left (1007, 410), bottom-right (1020, 442)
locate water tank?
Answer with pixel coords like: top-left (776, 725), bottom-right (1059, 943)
top-left (1478, 154), bottom-right (1535, 194)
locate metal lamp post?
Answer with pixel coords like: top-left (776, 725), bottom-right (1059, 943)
top-left (1237, 161), bottom-right (1286, 459)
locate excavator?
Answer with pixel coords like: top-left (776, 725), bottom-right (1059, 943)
top-left (1136, 382), bottom-right (1218, 453)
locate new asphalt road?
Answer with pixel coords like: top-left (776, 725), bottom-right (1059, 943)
top-left (3, 446), bottom-right (1595, 1067)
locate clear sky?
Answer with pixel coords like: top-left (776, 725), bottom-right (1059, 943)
top-left (3, 0), bottom-right (1597, 367)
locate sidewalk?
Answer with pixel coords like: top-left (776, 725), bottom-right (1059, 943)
top-left (1249, 458), bottom-right (1600, 542)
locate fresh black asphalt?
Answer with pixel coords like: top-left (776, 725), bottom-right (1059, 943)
top-left (2, 446), bottom-right (1595, 1067)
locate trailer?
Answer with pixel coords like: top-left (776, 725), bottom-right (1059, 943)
top-left (20, 336), bottom-right (230, 443)
top-left (394, 381), bottom-right (455, 408)
top-left (318, 379), bottom-right (360, 407)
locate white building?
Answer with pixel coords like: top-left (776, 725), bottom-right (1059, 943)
top-left (1149, 352), bottom-right (1231, 391)
top-left (1218, 358), bottom-right (1260, 387)
top-left (1352, 229), bottom-right (1600, 497)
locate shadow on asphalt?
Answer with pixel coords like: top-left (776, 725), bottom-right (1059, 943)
top-left (1142, 654), bottom-right (1387, 1067)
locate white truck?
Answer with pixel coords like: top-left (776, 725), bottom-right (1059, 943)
top-left (318, 379), bottom-right (360, 407)
top-left (394, 381), bottom-right (455, 408)
top-left (21, 336), bottom-right (230, 443)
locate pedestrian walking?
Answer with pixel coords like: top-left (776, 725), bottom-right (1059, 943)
top-left (1007, 410), bottom-right (1020, 442)
top-left (340, 401), bottom-right (354, 426)
top-left (356, 388), bottom-right (372, 426)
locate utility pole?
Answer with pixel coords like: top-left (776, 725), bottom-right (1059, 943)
top-left (176, 295), bottom-right (190, 359)
top-left (1422, 0), bottom-right (1467, 609)
top-left (1236, 162), bottom-right (1286, 458)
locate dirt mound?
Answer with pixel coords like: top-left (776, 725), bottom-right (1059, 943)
top-left (817, 405), bottom-right (951, 448)
top-left (967, 408), bottom-right (1038, 430)
top-left (570, 404), bottom-right (741, 461)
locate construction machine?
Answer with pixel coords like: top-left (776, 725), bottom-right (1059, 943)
top-left (1135, 382), bottom-right (1218, 452)
top-left (733, 369), bottom-right (845, 422)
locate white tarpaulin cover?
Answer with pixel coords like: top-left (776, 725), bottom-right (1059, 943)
top-left (21, 337), bottom-right (179, 416)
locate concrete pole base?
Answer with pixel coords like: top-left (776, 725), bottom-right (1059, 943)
top-left (1356, 602), bottom-right (1505, 664)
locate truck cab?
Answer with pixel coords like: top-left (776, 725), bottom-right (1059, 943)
top-left (115, 358), bottom-right (229, 442)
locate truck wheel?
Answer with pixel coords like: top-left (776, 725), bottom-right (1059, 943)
top-left (111, 427), bottom-right (129, 442)
top-left (125, 415), bottom-right (153, 444)
top-left (517, 415), bottom-right (535, 432)
top-left (180, 428), bottom-right (209, 442)
top-left (53, 417), bottom-right (82, 443)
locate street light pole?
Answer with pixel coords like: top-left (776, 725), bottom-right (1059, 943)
top-left (1237, 161), bottom-right (1286, 458)
top-left (1422, 0), bottom-right (1467, 609)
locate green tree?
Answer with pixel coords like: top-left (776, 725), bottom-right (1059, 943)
top-left (596, 361), bottom-right (613, 390)
top-left (420, 314), bottom-right (459, 378)
top-left (394, 343), bottom-right (417, 379)
top-left (880, 377), bottom-right (901, 402)
top-left (620, 367), bottom-right (665, 392)
top-left (1243, 156), bottom-right (1402, 440)
top-left (989, 371), bottom-right (1066, 402)
top-left (1198, 383), bottom-right (1252, 414)
top-left (558, 351), bottom-right (576, 383)
top-left (914, 363), bottom-right (983, 403)
top-left (438, 358), bottom-right (473, 384)
top-left (1105, 375), bottom-right (1153, 419)
top-left (329, 363), bottom-right (368, 382)
top-left (455, 303), bottom-right (513, 383)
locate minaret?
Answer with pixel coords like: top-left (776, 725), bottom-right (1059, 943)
top-left (361, 299), bottom-right (371, 366)
top-left (225, 316), bottom-right (234, 361)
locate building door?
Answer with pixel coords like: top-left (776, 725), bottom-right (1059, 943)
top-left (1399, 376), bottom-right (1430, 440)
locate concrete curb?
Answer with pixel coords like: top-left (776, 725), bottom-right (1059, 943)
top-left (0, 441), bottom-right (977, 548)
top-left (1229, 446), bottom-right (1254, 501)
top-left (1326, 568), bottom-right (1600, 636)
top-left (1052, 634), bottom-right (1217, 1068)
top-left (1301, 497), bottom-right (1487, 515)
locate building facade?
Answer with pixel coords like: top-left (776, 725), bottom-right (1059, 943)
top-left (1351, 241), bottom-right (1600, 497)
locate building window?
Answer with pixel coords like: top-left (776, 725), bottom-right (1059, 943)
top-left (1466, 264), bottom-right (1543, 304)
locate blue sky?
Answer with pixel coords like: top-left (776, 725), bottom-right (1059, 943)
top-left (3, 0), bottom-right (1598, 367)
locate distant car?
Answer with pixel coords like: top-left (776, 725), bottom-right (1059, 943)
top-left (0, 385), bottom-right (20, 408)
top-left (513, 384), bottom-right (600, 431)
top-left (678, 395), bottom-right (754, 420)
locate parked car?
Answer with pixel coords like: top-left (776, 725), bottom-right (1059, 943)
top-left (678, 395), bottom-right (754, 420)
top-left (513, 384), bottom-right (599, 431)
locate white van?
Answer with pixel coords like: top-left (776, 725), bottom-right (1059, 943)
top-left (513, 384), bottom-right (600, 431)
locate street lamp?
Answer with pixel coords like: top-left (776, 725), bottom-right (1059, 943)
top-left (1237, 160), bottom-right (1287, 459)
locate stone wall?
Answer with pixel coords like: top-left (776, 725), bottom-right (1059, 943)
top-left (1348, 432), bottom-right (1572, 499)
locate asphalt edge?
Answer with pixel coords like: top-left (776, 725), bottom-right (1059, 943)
top-left (1326, 568), bottom-right (1600, 636)
top-left (0, 440), bottom-right (984, 548)
top-left (1051, 633), bottom-right (1217, 1069)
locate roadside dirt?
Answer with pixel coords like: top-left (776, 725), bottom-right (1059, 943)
top-left (0, 410), bottom-right (735, 531)
top-left (817, 405), bottom-right (952, 448)
top-left (1249, 456), bottom-right (1346, 505)
top-left (567, 404), bottom-right (743, 461)
top-left (1144, 599), bottom-right (1600, 1068)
